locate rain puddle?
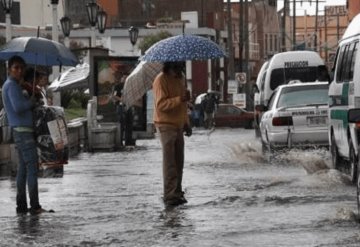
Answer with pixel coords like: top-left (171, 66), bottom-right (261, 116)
top-left (0, 128), bottom-right (359, 246)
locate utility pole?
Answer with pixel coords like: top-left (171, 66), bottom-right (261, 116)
top-left (325, 10), bottom-right (328, 63)
top-left (239, 0), bottom-right (243, 72)
top-left (336, 11), bottom-right (340, 42)
top-left (293, 0), bottom-right (296, 50)
top-left (227, 0), bottom-right (235, 80)
top-left (244, 0), bottom-right (249, 78)
top-left (282, 0), bottom-right (287, 51)
top-left (244, 0), bottom-right (250, 110)
top-left (314, 0), bottom-right (319, 51)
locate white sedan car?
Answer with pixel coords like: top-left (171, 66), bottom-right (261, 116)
top-left (258, 82), bottom-right (329, 154)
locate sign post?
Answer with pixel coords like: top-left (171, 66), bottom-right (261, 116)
top-left (233, 93), bottom-right (246, 109)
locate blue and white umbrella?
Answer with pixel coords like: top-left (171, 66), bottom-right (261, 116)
top-left (0, 37), bottom-right (79, 66)
top-left (141, 34), bottom-right (227, 62)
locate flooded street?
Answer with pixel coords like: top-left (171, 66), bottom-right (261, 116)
top-left (1, 128), bottom-right (360, 246)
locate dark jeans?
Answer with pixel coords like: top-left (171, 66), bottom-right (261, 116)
top-left (13, 130), bottom-right (41, 211)
top-left (157, 126), bottom-right (184, 201)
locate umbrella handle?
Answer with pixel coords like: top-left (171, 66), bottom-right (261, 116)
top-left (33, 65), bottom-right (37, 94)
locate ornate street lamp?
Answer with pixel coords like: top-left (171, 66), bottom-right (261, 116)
top-left (0, 0), bottom-right (12, 12)
top-left (86, 1), bottom-right (99, 47)
top-left (60, 16), bottom-right (71, 47)
top-left (1, 0), bottom-right (13, 42)
top-left (97, 9), bottom-right (107, 34)
top-left (128, 26), bottom-right (139, 54)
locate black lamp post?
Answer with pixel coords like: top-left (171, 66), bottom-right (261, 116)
top-left (0, 0), bottom-right (12, 13)
top-left (60, 16), bottom-right (71, 47)
top-left (86, 1), bottom-right (99, 47)
top-left (128, 26), bottom-right (139, 53)
top-left (50, 0), bottom-right (59, 42)
top-left (97, 9), bottom-right (107, 34)
top-left (1, 0), bottom-right (13, 42)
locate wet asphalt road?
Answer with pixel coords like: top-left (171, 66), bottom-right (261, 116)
top-left (0, 128), bottom-right (360, 247)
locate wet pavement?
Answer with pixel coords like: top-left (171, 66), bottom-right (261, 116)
top-left (1, 128), bottom-right (360, 246)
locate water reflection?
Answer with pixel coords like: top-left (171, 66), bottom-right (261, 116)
top-left (17, 215), bottom-right (40, 236)
top-left (161, 207), bottom-right (187, 228)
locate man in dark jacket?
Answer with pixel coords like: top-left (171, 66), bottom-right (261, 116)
top-left (203, 93), bottom-right (217, 129)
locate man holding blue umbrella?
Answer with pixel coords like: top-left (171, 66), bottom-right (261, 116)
top-left (153, 61), bottom-right (192, 206)
top-left (2, 56), bottom-right (49, 215)
top-left (145, 34), bottom-right (225, 206)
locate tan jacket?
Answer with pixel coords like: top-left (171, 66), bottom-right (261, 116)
top-left (153, 72), bottom-right (188, 129)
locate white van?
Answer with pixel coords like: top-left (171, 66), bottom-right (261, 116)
top-left (328, 13), bottom-right (360, 184)
top-left (258, 51), bottom-right (329, 106)
top-left (254, 61), bottom-right (268, 137)
top-left (254, 51), bottom-right (329, 137)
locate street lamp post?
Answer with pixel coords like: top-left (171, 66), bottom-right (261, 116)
top-left (97, 9), bottom-right (107, 34)
top-left (1, 0), bottom-right (13, 42)
top-left (51, 0), bottom-right (59, 42)
top-left (128, 26), bottom-right (139, 54)
top-left (86, 1), bottom-right (99, 47)
top-left (60, 16), bottom-right (71, 47)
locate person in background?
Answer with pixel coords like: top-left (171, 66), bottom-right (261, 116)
top-left (23, 68), bottom-right (50, 105)
top-left (22, 68), bottom-right (41, 100)
top-left (203, 93), bottom-right (217, 129)
top-left (112, 79), bottom-right (125, 146)
top-left (153, 61), bottom-right (192, 207)
top-left (37, 70), bottom-right (52, 105)
top-left (2, 56), bottom-right (51, 215)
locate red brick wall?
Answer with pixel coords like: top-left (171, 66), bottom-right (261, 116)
top-left (117, 0), bottom-right (223, 28)
top-left (349, 0), bottom-right (360, 21)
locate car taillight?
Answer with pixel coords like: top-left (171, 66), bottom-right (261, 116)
top-left (272, 116), bottom-right (293, 126)
top-left (355, 122), bottom-right (360, 129)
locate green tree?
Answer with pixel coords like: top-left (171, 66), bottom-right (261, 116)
top-left (137, 31), bottom-right (172, 54)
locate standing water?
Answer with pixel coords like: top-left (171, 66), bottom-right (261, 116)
top-left (0, 128), bottom-right (359, 246)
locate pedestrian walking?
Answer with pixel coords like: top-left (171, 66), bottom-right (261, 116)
top-left (153, 61), bottom-right (192, 206)
top-left (2, 56), bottom-right (50, 215)
top-left (112, 80), bottom-right (125, 146)
top-left (202, 93), bottom-right (217, 129)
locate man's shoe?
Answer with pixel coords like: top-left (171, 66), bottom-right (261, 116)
top-left (179, 191), bottom-right (188, 204)
top-left (165, 198), bottom-right (182, 206)
top-left (165, 197), bottom-right (187, 207)
top-left (30, 208), bottom-right (55, 215)
top-left (179, 196), bottom-right (188, 204)
top-left (16, 207), bottom-right (28, 214)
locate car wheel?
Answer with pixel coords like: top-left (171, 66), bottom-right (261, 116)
top-left (330, 133), bottom-right (341, 170)
top-left (349, 141), bottom-right (358, 184)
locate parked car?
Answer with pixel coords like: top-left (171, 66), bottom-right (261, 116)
top-left (258, 82), bottom-right (329, 156)
top-left (214, 104), bottom-right (254, 128)
top-left (253, 51), bottom-right (330, 139)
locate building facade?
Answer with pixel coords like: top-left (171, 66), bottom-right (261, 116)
top-left (228, 0), bottom-right (280, 82)
top-left (348, 0), bottom-right (360, 21)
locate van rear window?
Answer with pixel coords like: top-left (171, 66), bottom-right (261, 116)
top-left (269, 66), bottom-right (327, 90)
